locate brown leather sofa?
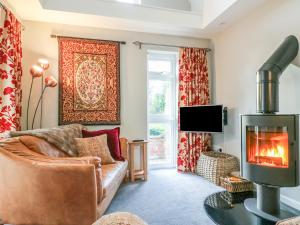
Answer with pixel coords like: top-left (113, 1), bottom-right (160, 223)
top-left (0, 135), bottom-right (129, 225)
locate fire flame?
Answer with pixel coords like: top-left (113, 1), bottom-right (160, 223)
top-left (247, 130), bottom-right (289, 168)
top-left (258, 145), bottom-right (284, 158)
top-left (255, 144), bottom-right (288, 166)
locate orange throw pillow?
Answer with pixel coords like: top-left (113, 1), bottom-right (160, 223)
top-left (75, 134), bottom-right (115, 164)
top-left (19, 136), bottom-right (69, 157)
top-left (82, 127), bottom-right (124, 161)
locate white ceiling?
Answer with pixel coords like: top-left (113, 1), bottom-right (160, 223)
top-left (112, 0), bottom-right (202, 13)
top-left (5, 0), bottom-right (267, 38)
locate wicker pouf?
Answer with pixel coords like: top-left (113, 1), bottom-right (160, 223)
top-left (276, 216), bottom-right (300, 225)
top-left (93, 212), bottom-right (148, 225)
top-left (196, 151), bottom-right (239, 185)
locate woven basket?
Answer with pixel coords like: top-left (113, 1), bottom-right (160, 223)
top-left (196, 151), bottom-right (239, 185)
top-left (220, 176), bottom-right (253, 193)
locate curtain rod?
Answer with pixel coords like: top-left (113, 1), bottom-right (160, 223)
top-left (50, 34), bottom-right (126, 45)
top-left (132, 41), bottom-right (211, 52)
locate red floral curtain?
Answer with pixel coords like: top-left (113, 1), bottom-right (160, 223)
top-left (177, 48), bottom-right (211, 173)
top-left (0, 7), bottom-right (22, 138)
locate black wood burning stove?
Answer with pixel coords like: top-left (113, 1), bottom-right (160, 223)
top-left (241, 36), bottom-right (299, 222)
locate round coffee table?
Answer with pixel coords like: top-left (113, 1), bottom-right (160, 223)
top-left (93, 212), bottom-right (148, 225)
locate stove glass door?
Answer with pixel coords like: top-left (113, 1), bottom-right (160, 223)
top-left (246, 126), bottom-right (289, 168)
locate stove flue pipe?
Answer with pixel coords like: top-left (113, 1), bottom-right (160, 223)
top-left (257, 35), bottom-right (299, 113)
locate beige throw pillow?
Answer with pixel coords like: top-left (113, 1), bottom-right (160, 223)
top-left (75, 134), bottom-right (115, 164)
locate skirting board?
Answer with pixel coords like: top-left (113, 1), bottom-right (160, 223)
top-left (281, 194), bottom-right (300, 210)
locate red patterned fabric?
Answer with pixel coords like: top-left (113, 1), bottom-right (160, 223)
top-left (177, 48), bottom-right (211, 173)
top-left (58, 37), bottom-right (120, 125)
top-left (0, 8), bottom-right (22, 138)
top-left (82, 127), bottom-right (124, 161)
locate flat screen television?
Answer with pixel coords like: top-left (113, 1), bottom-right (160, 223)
top-left (180, 105), bottom-right (223, 133)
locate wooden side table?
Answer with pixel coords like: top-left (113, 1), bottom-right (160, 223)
top-left (128, 141), bottom-right (148, 182)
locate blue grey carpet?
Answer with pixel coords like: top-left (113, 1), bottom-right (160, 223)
top-left (106, 169), bottom-right (223, 225)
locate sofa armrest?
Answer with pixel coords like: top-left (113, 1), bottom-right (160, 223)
top-left (120, 137), bottom-right (129, 160)
top-left (49, 156), bottom-right (103, 202)
top-left (0, 150), bottom-right (97, 225)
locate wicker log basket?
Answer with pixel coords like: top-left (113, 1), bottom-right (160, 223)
top-left (196, 151), bottom-right (240, 186)
top-left (220, 176), bottom-right (253, 193)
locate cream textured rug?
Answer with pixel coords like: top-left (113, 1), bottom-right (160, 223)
top-left (276, 216), bottom-right (300, 225)
top-left (93, 212), bottom-right (148, 225)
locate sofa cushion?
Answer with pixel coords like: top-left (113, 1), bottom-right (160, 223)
top-left (82, 127), bottom-right (124, 161)
top-left (19, 136), bottom-right (69, 157)
top-left (75, 134), bottom-right (115, 164)
top-left (0, 137), bottom-right (30, 152)
top-left (101, 161), bottom-right (128, 198)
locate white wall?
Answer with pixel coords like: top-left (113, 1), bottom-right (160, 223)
top-left (189, 0), bottom-right (203, 13)
top-left (212, 0), bottom-right (300, 209)
top-left (21, 20), bottom-right (210, 142)
top-left (203, 0), bottom-right (237, 27)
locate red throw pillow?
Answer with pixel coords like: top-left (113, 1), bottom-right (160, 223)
top-left (82, 127), bottom-right (124, 161)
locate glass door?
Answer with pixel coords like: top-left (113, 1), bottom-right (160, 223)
top-left (147, 50), bottom-right (178, 168)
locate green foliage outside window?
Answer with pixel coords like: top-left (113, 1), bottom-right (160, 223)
top-left (150, 93), bottom-right (166, 114)
top-left (150, 124), bottom-right (166, 137)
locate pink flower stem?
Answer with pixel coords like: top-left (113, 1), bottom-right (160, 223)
top-left (31, 87), bottom-right (47, 130)
top-left (26, 76), bottom-right (33, 130)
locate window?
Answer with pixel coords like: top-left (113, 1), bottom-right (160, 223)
top-left (148, 60), bottom-right (171, 74)
top-left (147, 50), bottom-right (178, 168)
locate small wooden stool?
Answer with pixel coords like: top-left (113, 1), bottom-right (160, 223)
top-left (128, 141), bottom-right (148, 182)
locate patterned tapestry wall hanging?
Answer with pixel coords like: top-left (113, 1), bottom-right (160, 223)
top-left (58, 37), bottom-right (120, 125)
